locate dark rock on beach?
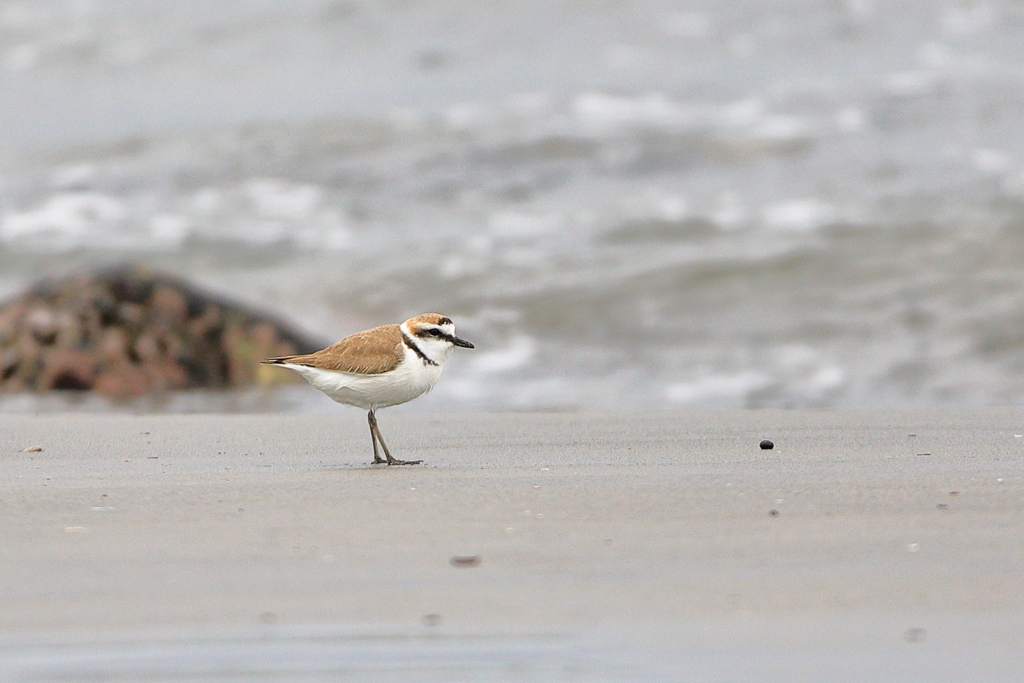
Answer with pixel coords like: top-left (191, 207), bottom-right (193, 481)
top-left (0, 265), bottom-right (321, 399)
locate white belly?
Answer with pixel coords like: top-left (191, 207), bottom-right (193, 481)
top-left (282, 351), bottom-right (444, 410)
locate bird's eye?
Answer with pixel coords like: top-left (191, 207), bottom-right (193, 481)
top-left (427, 328), bottom-right (443, 337)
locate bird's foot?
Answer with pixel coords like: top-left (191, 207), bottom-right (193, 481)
top-left (386, 458), bottom-right (423, 466)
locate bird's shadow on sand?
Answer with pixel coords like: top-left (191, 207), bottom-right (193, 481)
top-left (322, 462), bottom-right (438, 470)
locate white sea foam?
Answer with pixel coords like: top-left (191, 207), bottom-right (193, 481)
top-left (750, 115), bottom-right (810, 143)
top-left (488, 211), bottom-right (563, 239)
top-left (574, 93), bottom-right (696, 132)
top-left (2, 193), bottom-right (126, 244)
top-left (835, 107), bottom-right (867, 133)
top-left (4, 43), bottom-right (39, 71)
top-left (761, 199), bottom-right (838, 232)
top-left (711, 192), bottom-right (749, 230)
top-left (245, 179), bottom-right (323, 220)
top-left (773, 346), bottom-right (848, 401)
top-left (883, 70), bottom-right (940, 96)
top-left (665, 372), bottom-right (773, 406)
top-left (972, 149), bottom-right (1013, 175)
top-left (469, 335), bottom-right (537, 375)
top-left (149, 214), bottom-right (189, 246)
top-left (720, 98), bottom-right (765, 127)
top-left (657, 196), bottom-right (688, 222)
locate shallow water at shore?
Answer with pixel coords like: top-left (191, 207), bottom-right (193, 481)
top-left (3, 1), bottom-right (1024, 411)
top-left (4, 617), bottom-right (1021, 683)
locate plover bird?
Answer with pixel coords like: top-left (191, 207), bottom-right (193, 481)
top-left (262, 313), bottom-right (474, 465)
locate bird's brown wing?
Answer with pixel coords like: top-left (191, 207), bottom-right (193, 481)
top-left (262, 324), bottom-right (404, 375)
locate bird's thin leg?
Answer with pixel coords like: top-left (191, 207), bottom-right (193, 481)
top-left (368, 410), bottom-right (421, 466)
top-left (368, 410), bottom-right (386, 464)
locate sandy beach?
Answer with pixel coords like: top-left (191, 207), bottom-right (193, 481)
top-left (2, 408), bottom-right (1023, 681)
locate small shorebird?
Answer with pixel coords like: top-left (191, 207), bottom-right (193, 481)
top-left (262, 313), bottom-right (474, 465)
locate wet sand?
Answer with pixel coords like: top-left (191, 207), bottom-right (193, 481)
top-left (1, 409), bottom-right (1023, 681)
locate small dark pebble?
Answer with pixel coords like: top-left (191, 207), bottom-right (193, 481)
top-left (449, 555), bottom-right (481, 567)
top-left (903, 627), bottom-right (926, 643)
top-left (936, 503), bottom-right (949, 510)
top-left (759, 439), bottom-right (774, 450)
top-left (422, 613), bottom-right (443, 627)
top-left (259, 612), bottom-right (278, 625)
top-left (769, 509), bottom-right (779, 517)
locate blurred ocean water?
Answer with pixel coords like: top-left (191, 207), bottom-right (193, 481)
top-left (2, 0), bottom-right (1024, 411)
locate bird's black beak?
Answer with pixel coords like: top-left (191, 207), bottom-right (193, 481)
top-left (451, 335), bottom-right (475, 349)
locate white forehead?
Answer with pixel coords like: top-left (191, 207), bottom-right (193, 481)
top-left (405, 319), bottom-right (456, 334)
